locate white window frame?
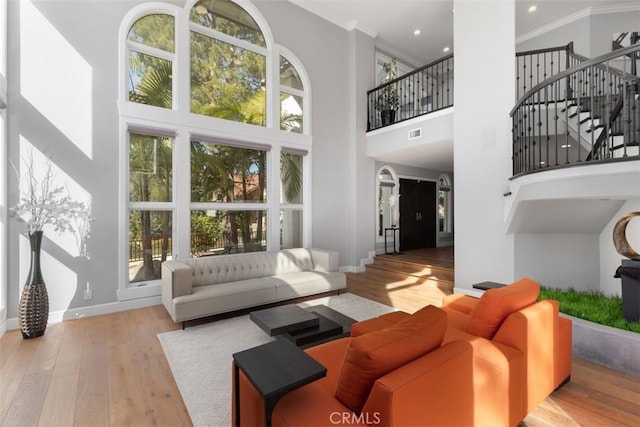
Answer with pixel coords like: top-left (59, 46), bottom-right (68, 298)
top-left (375, 165), bottom-right (399, 245)
top-left (117, 0), bottom-right (312, 301)
top-left (438, 173), bottom-right (453, 237)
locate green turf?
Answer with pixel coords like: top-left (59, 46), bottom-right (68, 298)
top-left (539, 286), bottom-right (640, 333)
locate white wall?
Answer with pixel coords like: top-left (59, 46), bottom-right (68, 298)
top-left (517, 9), bottom-right (640, 58)
top-left (347, 30), bottom-right (376, 269)
top-left (515, 233), bottom-right (600, 291)
top-left (453, 0), bottom-right (515, 290)
top-left (600, 199), bottom-right (640, 296)
top-left (517, 15), bottom-right (591, 55)
top-left (5, 0), bottom-right (363, 322)
top-left (590, 11), bottom-right (640, 57)
top-left (254, 0), bottom-right (364, 267)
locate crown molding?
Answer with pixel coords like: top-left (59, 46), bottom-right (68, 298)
top-left (517, 3), bottom-right (640, 44)
top-left (288, 0), bottom-right (377, 38)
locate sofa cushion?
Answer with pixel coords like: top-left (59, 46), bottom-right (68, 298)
top-left (464, 277), bottom-right (540, 339)
top-left (350, 311), bottom-right (410, 337)
top-left (334, 305), bottom-right (447, 413)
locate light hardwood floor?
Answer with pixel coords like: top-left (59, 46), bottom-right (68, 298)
top-left (1, 249), bottom-right (638, 426)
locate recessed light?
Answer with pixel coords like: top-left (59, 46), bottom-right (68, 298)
top-left (414, 29), bottom-right (421, 36)
top-left (443, 46), bottom-right (450, 53)
top-left (561, 144), bottom-right (572, 148)
top-left (528, 5), bottom-right (538, 13)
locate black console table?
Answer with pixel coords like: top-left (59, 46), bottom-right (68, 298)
top-left (384, 227), bottom-right (401, 254)
top-left (472, 281), bottom-right (506, 290)
top-left (233, 338), bottom-right (327, 427)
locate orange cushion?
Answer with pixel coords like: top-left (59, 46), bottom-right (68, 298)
top-left (334, 305), bottom-right (447, 413)
top-left (464, 277), bottom-right (540, 339)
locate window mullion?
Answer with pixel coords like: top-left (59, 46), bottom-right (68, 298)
top-left (190, 202), bottom-right (269, 211)
top-left (127, 41), bottom-right (175, 62)
top-left (189, 22), bottom-right (268, 57)
top-left (176, 8), bottom-right (190, 113)
top-left (128, 202), bottom-right (174, 210)
top-left (280, 86), bottom-right (305, 98)
top-left (175, 129), bottom-right (191, 260)
top-left (269, 146), bottom-right (281, 251)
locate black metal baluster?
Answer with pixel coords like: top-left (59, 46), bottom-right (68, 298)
top-left (554, 80), bottom-right (560, 166)
top-left (565, 86), bottom-right (570, 164)
top-left (545, 85), bottom-right (550, 167)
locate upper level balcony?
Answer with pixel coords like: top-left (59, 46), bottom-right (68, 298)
top-left (366, 42), bottom-right (640, 179)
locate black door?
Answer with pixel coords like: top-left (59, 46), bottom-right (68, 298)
top-left (399, 179), bottom-right (436, 251)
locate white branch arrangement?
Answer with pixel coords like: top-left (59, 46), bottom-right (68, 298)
top-left (388, 194), bottom-right (400, 207)
top-left (10, 151), bottom-right (93, 236)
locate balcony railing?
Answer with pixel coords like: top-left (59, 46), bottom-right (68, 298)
top-left (516, 43), bottom-right (576, 101)
top-left (510, 43), bottom-right (640, 177)
top-left (367, 54), bottom-right (453, 131)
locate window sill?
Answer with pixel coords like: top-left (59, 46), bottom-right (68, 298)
top-left (118, 282), bottom-right (161, 301)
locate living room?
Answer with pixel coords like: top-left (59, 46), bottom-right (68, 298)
top-left (1, 0), bottom-right (639, 426)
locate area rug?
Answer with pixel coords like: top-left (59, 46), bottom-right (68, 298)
top-left (157, 293), bottom-right (396, 427)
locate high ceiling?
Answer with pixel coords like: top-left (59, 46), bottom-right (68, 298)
top-left (288, 0), bottom-right (637, 66)
top-left (287, 0), bottom-right (637, 171)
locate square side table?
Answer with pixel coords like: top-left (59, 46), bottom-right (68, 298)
top-left (233, 338), bottom-right (327, 427)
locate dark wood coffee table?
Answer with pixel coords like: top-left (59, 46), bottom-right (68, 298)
top-left (250, 304), bottom-right (356, 348)
top-left (250, 304), bottom-right (319, 336)
top-left (233, 338), bottom-right (327, 427)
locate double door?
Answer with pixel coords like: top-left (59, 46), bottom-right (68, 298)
top-left (399, 178), bottom-right (436, 251)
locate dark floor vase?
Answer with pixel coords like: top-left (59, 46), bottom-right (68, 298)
top-left (380, 109), bottom-right (396, 126)
top-left (18, 231), bottom-right (49, 339)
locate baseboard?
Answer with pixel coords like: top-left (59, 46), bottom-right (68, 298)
top-left (339, 251), bottom-right (376, 273)
top-left (3, 296), bottom-right (163, 331)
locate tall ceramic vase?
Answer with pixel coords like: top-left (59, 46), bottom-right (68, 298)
top-left (18, 230), bottom-right (49, 339)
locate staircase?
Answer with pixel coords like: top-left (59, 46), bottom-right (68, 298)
top-left (346, 248), bottom-right (455, 314)
top-left (511, 42), bottom-right (640, 176)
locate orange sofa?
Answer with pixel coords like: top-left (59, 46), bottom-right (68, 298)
top-left (233, 278), bottom-right (572, 426)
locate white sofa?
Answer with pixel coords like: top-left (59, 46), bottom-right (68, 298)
top-left (161, 248), bottom-right (346, 325)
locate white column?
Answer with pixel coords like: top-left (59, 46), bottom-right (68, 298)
top-left (453, 0), bottom-right (516, 291)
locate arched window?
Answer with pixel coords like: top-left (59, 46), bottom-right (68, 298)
top-left (280, 54), bottom-right (304, 133)
top-left (438, 174), bottom-right (452, 234)
top-left (376, 166), bottom-right (399, 242)
top-left (118, 0), bottom-right (311, 299)
top-left (127, 14), bottom-right (175, 109)
top-left (189, 0), bottom-right (268, 124)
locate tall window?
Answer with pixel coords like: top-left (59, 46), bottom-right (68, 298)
top-left (438, 174), bottom-right (452, 233)
top-left (119, 1), bottom-right (311, 293)
top-left (190, 138), bottom-right (268, 255)
top-left (376, 166), bottom-right (398, 242)
top-left (280, 150), bottom-right (305, 248)
top-left (128, 131), bottom-right (174, 284)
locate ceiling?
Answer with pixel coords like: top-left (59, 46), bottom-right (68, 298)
top-left (288, 0), bottom-right (637, 171)
top-left (288, 0), bottom-right (636, 66)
